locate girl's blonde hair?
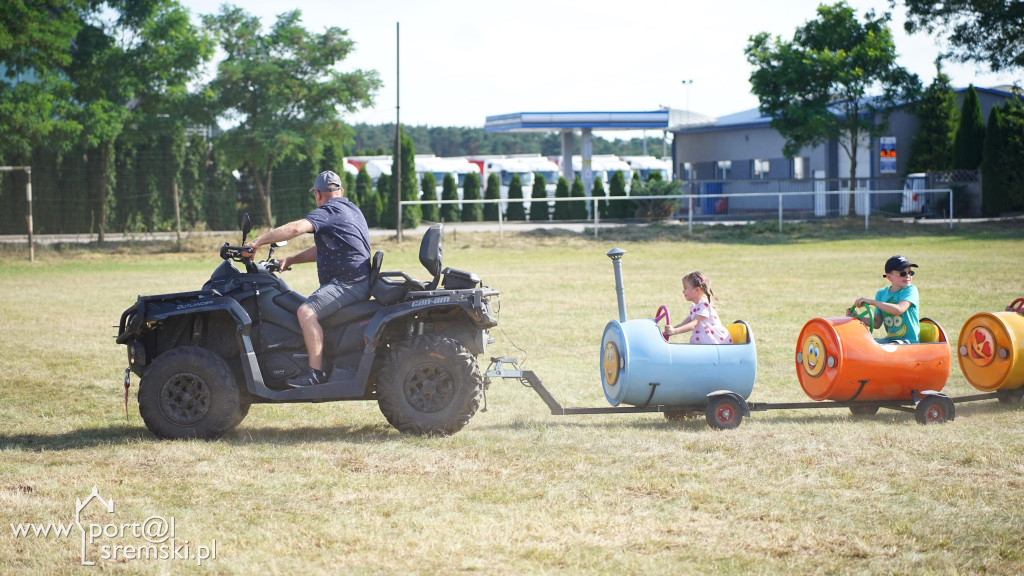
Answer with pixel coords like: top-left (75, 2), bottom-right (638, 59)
top-left (683, 270), bottom-right (719, 305)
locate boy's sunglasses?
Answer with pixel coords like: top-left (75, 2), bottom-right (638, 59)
top-left (886, 270), bottom-right (915, 277)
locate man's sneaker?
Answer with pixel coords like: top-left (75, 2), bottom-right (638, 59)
top-left (287, 368), bottom-right (326, 388)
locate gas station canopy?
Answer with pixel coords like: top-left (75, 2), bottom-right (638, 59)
top-left (484, 110), bottom-right (671, 132)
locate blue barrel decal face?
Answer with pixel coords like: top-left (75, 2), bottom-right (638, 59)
top-left (603, 341), bottom-right (622, 386)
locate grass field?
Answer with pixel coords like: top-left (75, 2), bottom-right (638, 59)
top-left (2, 219), bottom-right (1023, 575)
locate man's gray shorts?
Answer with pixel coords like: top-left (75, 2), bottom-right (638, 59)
top-left (304, 277), bottom-right (371, 319)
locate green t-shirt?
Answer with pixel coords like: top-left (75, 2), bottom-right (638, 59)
top-left (873, 284), bottom-right (920, 343)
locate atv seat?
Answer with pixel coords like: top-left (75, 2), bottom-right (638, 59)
top-left (371, 224), bottom-right (445, 305)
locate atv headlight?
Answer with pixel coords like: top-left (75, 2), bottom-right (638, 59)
top-left (129, 342), bottom-right (147, 367)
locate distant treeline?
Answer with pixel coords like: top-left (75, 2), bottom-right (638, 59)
top-left (0, 123), bottom-right (667, 236)
top-left (348, 123), bottom-right (668, 158)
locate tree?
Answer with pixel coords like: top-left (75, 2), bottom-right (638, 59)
top-left (1002, 101), bottom-right (1024, 212)
top-left (984, 100), bottom-right (1024, 214)
top-left (607, 170), bottom-right (628, 219)
top-left (390, 131), bottom-right (419, 230)
top-left (462, 171), bottom-right (483, 222)
top-left (627, 172), bottom-right (644, 218)
top-left (420, 172), bottom-right (439, 222)
top-left (506, 174), bottom-right (526, 220)
top-left (355, 165), bottom-right (373, 223)
top-left (981, 105), bottom-right (1008, 216)
top-left (591, 176), bottom-right (606, 220)
top-left (376, 173), bottom-right (391, 228)
top-left (634, 180), bottom-right (681, 220)
top-left (0, 0), bottom-right (84, 165)
top-left (530, 173), bottom-right (548, 221)
top-left (440, 172), bottom-right (460, 222)
top-left (552, 177), bottom-right (570, 220)
top-left (203, 6), bottom-right (379, 226)
top-left (66, 0), bottom-right (214, 241)
top-left (483, 173), bottom-right (500, 221)
top-left (569, 177), bottom-right (588, 220)
top-left (746, 2), bottom-right (920, 194)
top-left (342, 170), bottom-right (357, 207)
top-left (952, 85), bottom-right (985, 170)
top-left (900, 0), bottom-right (1024, 72)
top-left (905, 60), bottom-right (958, 174)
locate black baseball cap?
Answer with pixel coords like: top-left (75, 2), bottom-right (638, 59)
top-left (884, 255), bottom-right (918, 274)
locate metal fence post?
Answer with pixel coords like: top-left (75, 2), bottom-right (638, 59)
top-left (948, 190), bottom-right (954, 229)
top-left (688, 195), bottom-right (693, 234)
top-left (864, 190), bottom-right (870, 231)
top-left (778, 194), bottom-right (783, 233)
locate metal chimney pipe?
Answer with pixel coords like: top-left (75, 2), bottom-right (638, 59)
top-left (606, 248), bottom-right (627, 322)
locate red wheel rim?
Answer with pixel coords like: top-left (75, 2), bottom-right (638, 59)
top-left (926, 403), bottom-right (943, 423)
top-left (715, 404), bottom-right (735, 425)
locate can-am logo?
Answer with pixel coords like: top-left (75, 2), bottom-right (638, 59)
top-left (411, 296), bottom-right (451, 308)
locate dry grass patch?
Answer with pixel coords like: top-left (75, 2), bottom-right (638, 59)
top-left (1, 221), bottom-right (1023, 574)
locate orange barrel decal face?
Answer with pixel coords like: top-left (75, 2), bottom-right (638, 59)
top-left (796, 316), bottom-right (950, 402)
top-left (796, 318), bottom-right (844, 400)
top-left (957, 311), bottom-right (1024, 392)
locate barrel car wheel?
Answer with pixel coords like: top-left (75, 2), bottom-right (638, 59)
top-left (915, 396), bottom-right (955, 425)
top-left (705, 396), bottom-right (743, 430)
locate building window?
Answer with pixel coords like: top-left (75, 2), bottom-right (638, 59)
top-left (792, 157), bottom-right (806, 180)
top-left (681, 162), bottom-right (694, 180)
top-left (753, 159), bottom-right (770, 179)
top-left (716, 160), bottom-right (731, 180)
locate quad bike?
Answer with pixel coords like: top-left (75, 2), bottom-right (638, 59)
top-left (116, 214), bottom-right (499, 439)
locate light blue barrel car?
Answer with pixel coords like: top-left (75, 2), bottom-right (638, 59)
top-left (601, 317), bottom-right (756, 410)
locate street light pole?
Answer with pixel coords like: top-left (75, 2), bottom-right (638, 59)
top-left (681, 79), bottom-right (693, 121)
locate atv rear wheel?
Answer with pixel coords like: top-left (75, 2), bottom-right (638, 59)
top-left (377, 334), bottom-right (482, 435)
top-left (138, 346), bottom-right (241, 439)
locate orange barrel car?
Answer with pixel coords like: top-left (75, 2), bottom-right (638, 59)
top-left (795, 315), bottom-right (951, 402)
top-left (957, 298), bottom-right (1024, 393)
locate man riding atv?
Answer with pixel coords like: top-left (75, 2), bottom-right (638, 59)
top-left (243, 170), bottom-right (370, 388)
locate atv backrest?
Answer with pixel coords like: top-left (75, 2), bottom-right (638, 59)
top-left (418, 224), bottom-right (443, 291)
top-left (369, 250), bottom-right (383, 286)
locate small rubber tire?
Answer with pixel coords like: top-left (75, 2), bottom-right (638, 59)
top-left (138, 346), bottom-right (240, 439)
top-left (377, 334), bottom-right (482, 436)
top-left (915, 396), bottom-right (954, 425)
top-left (705, 396), bottom-right (742, 430)
top-left (997, 391), bottom-right (1023, 404)
top-left (849, 405), bottom-right (880, 416)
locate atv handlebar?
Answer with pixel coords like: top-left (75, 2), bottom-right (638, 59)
top-left (220, 243), bottom-right (283, 274)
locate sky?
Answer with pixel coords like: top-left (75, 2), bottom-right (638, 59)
top-left (179, 0), bottom-right (1019, 133)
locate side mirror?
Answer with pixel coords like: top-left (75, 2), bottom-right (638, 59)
top-left (240, 213), bottom-right (252, 243)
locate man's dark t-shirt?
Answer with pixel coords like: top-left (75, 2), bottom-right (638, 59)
top-left (303, 197), bottom-right (370, 286)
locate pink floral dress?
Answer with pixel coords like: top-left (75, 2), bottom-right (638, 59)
top-left (685, 301), bottom-right (732, 344)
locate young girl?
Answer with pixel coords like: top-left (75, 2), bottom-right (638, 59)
top-left (663, 271), bottom-right (732, 344)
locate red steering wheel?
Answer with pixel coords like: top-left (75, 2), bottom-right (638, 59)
top-left (1009, 298), bottom-right (1024, 313)
top-left (654, 305), bottom-right (671, 342)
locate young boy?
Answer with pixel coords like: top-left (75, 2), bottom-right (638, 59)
top-left (851, 255), bottom-right (920, 344)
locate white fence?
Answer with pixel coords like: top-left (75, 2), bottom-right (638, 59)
top-left (398, 187), bottom-right (954, 239)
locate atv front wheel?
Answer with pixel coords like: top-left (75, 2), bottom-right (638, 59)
top-left (377, 334), bottom-right (483, 435)
top-left (138, 346), bottom-right (241, 439)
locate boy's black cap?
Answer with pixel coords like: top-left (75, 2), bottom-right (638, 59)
top-left (884, 255), bottom-right (918, 273)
